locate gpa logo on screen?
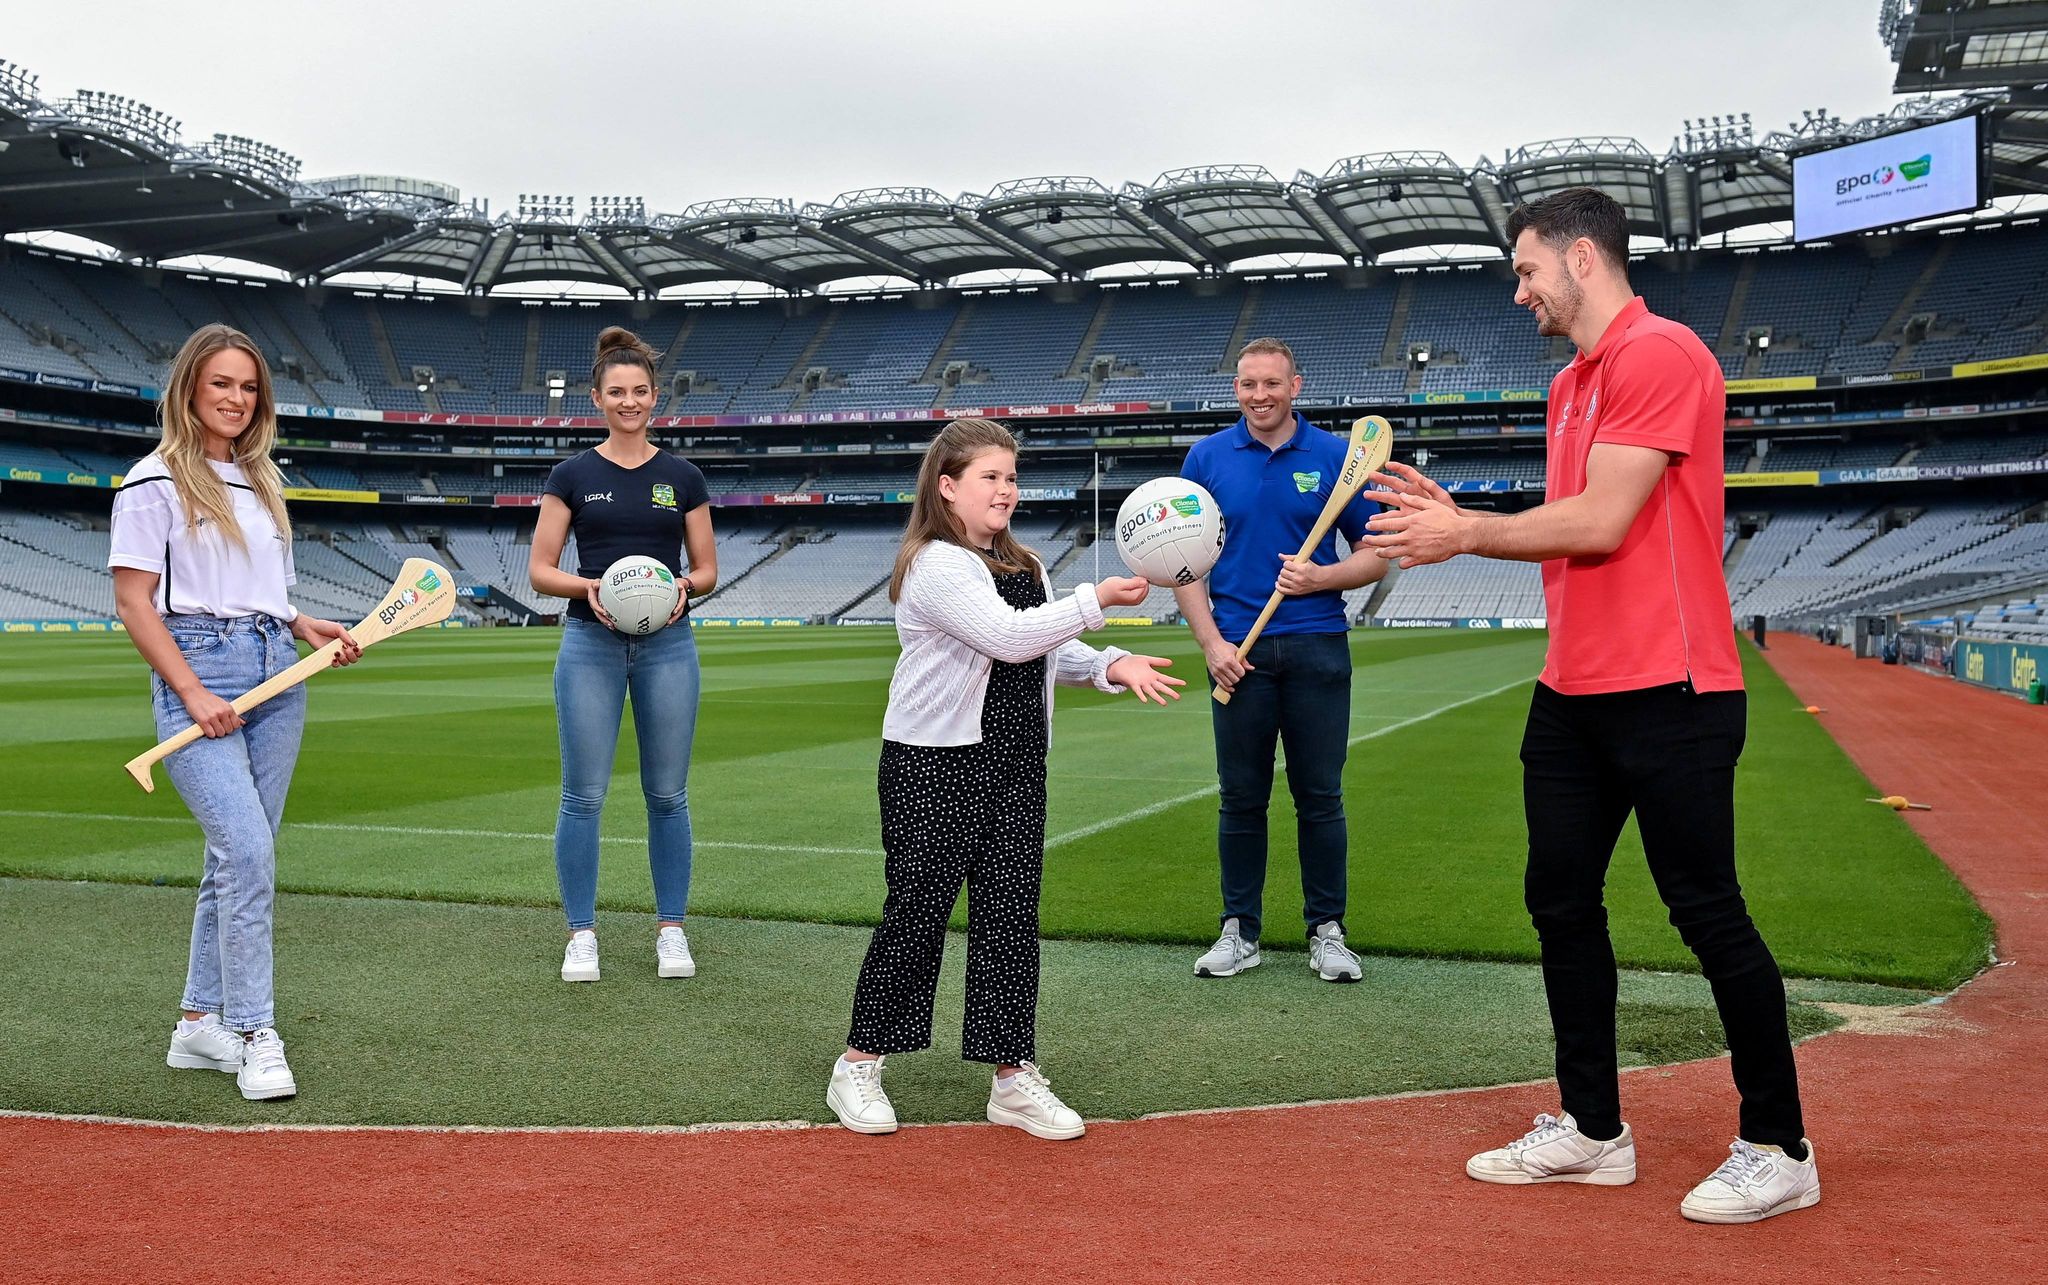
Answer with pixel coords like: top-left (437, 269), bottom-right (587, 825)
top-left (1836, 154), bottom-right (1931, 197)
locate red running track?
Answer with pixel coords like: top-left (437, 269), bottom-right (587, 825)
top-left (9, 635), bottom-right (2044, 1283)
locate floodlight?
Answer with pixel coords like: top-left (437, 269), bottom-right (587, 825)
top-left (1047, 206), bottom-right (1064, 224)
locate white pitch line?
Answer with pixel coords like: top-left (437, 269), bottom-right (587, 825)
top-left (7, 675), bottom-right (1527, 861)
top-left (1043, 673), bottom-right (1533, 850)
top-left (0, 810), bottom-right (880, 857)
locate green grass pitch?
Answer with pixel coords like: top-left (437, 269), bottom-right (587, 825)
top-left (0, 626), bottom-right (1989, 1126)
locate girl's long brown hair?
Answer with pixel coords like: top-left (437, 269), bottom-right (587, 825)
top-left (888, 418), bottom-right (1033, 602)
top-left (155, 324), bottom-right (290, 550)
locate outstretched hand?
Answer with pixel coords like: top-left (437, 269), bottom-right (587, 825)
top-left (1363, 491), bottom-right (1469, 569)
top-left (1106, 654), bottom-right (1185, 704)
top-left (1095, 576), bottom-right (1153, 608)
top-left (1367, 460), bottom-right (1456, 510)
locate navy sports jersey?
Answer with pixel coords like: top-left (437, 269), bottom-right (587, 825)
top-left (543, 448), bottom-right (709, 622)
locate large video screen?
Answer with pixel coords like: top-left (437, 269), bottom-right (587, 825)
top-left (1793, 115), bottom-right (1982, 242)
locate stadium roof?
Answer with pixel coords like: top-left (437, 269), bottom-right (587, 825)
top-left (1886, 0), bottom-right (2048, 92)
top-left (3, 40), bottom-right (2048, 296)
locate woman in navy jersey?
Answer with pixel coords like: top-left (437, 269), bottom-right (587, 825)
top-left (109, 323), bottom-right (361, 1102)
top-left (528, 327), bottom-right (716, 984)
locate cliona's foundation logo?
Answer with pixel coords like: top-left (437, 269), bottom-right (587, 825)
top-left (1836, 153), bottom-right (1932, 197)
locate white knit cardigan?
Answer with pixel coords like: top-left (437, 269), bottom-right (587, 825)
top-left (882, 539), bottom-right (1130, 747)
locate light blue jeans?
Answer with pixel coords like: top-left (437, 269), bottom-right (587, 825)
top-left (553, 617), bottom-right (701, 930)
top-left (151, 613), bottom-right (305, 1032)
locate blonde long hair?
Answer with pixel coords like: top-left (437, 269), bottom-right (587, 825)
top-left (155, 324), bottom-right (290, 550)
top-left (888, 418), bottom-right (1033, 602)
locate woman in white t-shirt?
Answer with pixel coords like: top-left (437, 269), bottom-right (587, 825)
top-left (108, 323), bottom-right (361, 1103)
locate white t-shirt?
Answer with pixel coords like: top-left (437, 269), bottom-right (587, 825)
top-left (108, 454), bottom-right (298, 621)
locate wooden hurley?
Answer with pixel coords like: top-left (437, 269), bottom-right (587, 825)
top-left (123, 557), bottom-right (457, 792)
top-left (1214, 416), bottom-right (1393, 706)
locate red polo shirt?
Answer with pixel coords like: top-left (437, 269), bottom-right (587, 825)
top-left (1539, 296), bottom-right (1741, 695)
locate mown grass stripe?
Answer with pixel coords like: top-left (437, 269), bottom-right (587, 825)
top-left (1045, 673), bottom-right (1534, 850)
top-left (0, 809), bottom-right (881, 857)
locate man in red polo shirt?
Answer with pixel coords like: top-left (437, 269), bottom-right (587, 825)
top-left (1364, 187), bottom-right (1817, 1225)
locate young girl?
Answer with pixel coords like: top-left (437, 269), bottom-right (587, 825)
top-left (528, 327), bottom-right (717, 983)
top-left (827, 418), bottom-right (1182, 1139)
top-left (109, 323), bottom-right (362, 1102)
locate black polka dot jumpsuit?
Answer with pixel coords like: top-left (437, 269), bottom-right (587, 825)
top-left (848, 562), bottom-right (1050, 1065)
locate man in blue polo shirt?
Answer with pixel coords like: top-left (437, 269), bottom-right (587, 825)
top-left (1174, 337), bottom-right (1386, 983)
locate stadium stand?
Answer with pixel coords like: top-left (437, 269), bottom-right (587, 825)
top-left (695, 523), bottom-right (901, 621)
top-left (8, 217), bottom-right (2048, 415)
top-left (1371, 557), bottom-right (1546, 624)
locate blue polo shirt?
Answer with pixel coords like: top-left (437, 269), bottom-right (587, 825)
top-left (1181, 413), bottom-right (1376, 642)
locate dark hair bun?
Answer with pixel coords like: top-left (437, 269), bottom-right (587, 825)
top-left (591, 326), bottom-right (659, 386)
top-left (595, 326), bottom-right (654, 359)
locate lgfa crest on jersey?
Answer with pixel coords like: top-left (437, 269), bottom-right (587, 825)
top-left (651, 483), bottom-right (676, 509)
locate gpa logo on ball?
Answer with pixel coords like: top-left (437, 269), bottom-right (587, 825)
top-left (1118, 493), bottom-right (1202, 542)
top-left (1293, 471), bottom-right (1321, 494)
top-left (611, 564), bottom-right (673, 586)
top-left (651, 484), bottom-right (676, 509)
top-left (377, 587), bottom-right (420, 627)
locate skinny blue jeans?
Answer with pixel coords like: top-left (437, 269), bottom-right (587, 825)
top-left (151, 613), bottom-right (305, 1032)
top-left (552, 617), bottom-right (700, 930)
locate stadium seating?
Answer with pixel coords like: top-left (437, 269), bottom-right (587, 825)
top-left (1370, 555), bottom-right (1545, 623)
top-left (7, 221), bottom-right (2048, 415)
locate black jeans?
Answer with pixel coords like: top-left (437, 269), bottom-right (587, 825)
top-left (1211, 631), bottom-right (1351, 942)
top-left (1520, 681), bottom-right (1805, 1149)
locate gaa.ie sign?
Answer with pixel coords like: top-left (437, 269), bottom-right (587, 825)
top-left (1835, 153), bottom-right (1932, 197)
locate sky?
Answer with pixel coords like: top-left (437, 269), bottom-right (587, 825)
top-left (3, 0), bottom-right (1909, 220)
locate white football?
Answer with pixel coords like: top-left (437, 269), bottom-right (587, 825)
top-left (597, 555), bottom-right (681, 635)
top-left (1115, 478), bottom-right (1224, 588)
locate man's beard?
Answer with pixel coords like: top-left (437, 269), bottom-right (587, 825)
top-left (1536, 276), bottom-right (1582, 337)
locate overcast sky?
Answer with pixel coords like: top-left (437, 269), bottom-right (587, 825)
top-left (4, 1), bottom-right (1906, 218)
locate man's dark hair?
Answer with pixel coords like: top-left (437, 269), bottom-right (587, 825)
top-left (1505, 187), bottom-right (1630, 273)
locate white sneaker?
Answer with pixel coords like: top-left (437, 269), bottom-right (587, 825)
top-left (166, 1014), bottom-right (244, 1073)
top-left (1309, 921), bottom-right (1363, 983)
top-left (655, 926), bottom-right (695, 978)
top-left (236, 1028), bottom-right (297, 1101)
top-left (1680, 1139), bottom-right (1821, 1224)
top-left (986, 1062), bottom-right (1086, 1140)
top-left (827, 1056), bottom-right (898, 1135)
top-left (1467, 1112), bottom-right (1637, 1185)
top-left (1194, 918), bottom-right (1260, 978)
top-left (561, 930), bottom-right (599, 982)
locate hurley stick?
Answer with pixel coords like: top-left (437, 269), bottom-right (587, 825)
top-left (1214, 416), bottom-right (1393, 706)
top-left (124, 558), bottom-right (457, 792)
